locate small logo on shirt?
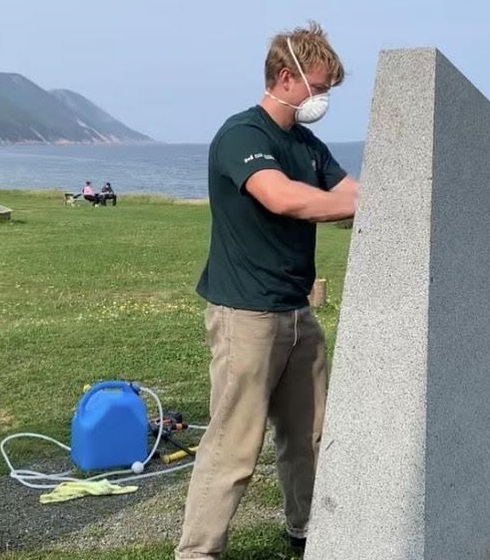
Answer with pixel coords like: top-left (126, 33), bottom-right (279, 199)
top-left (243, 153), bottom-right (276, 164)
top-left (311, 159), bottom-right (317, 171)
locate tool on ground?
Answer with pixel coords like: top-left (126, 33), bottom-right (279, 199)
top-left (161, 446), bottom-right (199, 464)
top-left (149, 412), bottom-right (197, 459)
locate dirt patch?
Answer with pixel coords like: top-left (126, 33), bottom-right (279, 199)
top-left (0, 409), bottom-right (15, 431)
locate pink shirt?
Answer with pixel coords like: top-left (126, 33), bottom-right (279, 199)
top-left (82, 185), bottom-right (94, 196)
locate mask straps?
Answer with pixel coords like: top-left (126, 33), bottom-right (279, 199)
top-left (286, 37), bottom-right (312, 97)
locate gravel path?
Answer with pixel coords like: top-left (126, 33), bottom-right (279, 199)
top-left (0, 458), bottom-right (190, 554)
top-left (1, 436), bottom-right (281, 555)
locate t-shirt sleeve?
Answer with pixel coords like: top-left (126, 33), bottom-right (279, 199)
top-left (315, 138), bottom-right (348, 191)
top-left (214, 124), bottom-right (283, 191)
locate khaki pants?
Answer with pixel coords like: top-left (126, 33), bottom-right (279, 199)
top-left (175, 304), bottom-right (328, 560)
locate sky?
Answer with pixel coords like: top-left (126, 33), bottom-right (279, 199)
top-left (1, 0), bottom-right (489, 144)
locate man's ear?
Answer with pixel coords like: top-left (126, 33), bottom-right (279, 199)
top-left (277, 67), bottom-right (295, 92)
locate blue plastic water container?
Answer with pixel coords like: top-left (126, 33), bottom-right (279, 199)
top-left (70, 381), bottom-right (149, 471)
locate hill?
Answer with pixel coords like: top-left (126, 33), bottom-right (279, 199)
top-left (0, 73), bottom-right (153, 145)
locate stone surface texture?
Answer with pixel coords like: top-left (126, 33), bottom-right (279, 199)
top-left (306, 48), bottom-right (490, 560)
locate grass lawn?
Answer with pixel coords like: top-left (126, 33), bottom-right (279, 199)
top-left (0, 190), bottom-right (352, 559)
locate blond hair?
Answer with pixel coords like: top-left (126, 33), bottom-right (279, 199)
top-left (264, 21), bottom-right (345, 89)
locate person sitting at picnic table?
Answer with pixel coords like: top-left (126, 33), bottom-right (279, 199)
top-left (100, 182), bottom-right (117, 206)
top-left (81, 181), bottom-right (102, 206)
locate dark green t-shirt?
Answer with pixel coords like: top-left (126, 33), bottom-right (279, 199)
top-left (196, 105), bottom-right (347, 311)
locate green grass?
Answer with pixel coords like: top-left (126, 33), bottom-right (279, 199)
top-left (2, 524), bottom-right (303, 560)
top-left (0, 190), bottom-right (351, 559)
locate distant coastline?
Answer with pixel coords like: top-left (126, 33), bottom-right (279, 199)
top-left (0, 139), bottom-right (164, 147)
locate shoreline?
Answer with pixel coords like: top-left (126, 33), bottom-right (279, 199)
top-left (0, 188), bottom-right (209, 204)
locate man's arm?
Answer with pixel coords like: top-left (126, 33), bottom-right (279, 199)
top-left (330, 174), bottom-right (359, 196)
top-left (245, 169), bottom-right (358, 223)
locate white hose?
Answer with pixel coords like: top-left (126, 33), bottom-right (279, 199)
top-left (0, 384), bottom-right (207, 490)
top-left (139, 386), bottom-right (164, 467)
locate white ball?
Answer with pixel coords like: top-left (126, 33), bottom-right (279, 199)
top-left (131, 461), bottom-right (145, 474)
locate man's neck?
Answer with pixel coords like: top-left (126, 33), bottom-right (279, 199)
top-left (259, 94), bottom-right (296, 130)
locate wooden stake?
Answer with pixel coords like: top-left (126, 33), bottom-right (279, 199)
top-left (308, 278), bottom-right (327, 307)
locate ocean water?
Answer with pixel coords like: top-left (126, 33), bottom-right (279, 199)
top-left (0, 141), bottom-right (364, 199)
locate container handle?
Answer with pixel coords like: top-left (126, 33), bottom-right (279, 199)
top-left (77, 381), bottom-right (133, 415)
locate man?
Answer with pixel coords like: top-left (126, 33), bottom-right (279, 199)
top-left (175, 21), bottom-right (359, 560)
top-left (101, 182), bottom-right (117, 206)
